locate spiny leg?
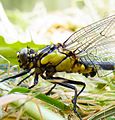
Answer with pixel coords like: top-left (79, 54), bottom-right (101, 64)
top-left (48, 76), bottom-right (86, 101)
top-left (57, 82), bottom-right (82, 120)
top-left (0, 69), bottom-right (30, 83)
top-left (42, 75), bottom-right (85, 120)
top-left (42, 75), bottom-right (86, 99)
top-left (17, 72), bottom-right (34, 86)
top-left (41, 75), bottom-right (57, 95)
top-left (76, 81), bottom-right (86, 98)
top-left (45, 84), bottom-right (56, 95)
top-left (29, 73), bottom-right (39, 89)
top-left (42, 74), bottom-right (86, 99)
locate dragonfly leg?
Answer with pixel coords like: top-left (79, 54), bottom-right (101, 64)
top-left (45, 84), bottom-right (56, 95)
top-left (0, 69), bottom-right (30, 83)
top-left (42, 75), bottom-right (85, 120)
top-left (49, 76), bottom-right (86, 98)
top-left (57, 82), bottom-right (82, 120)
top-left (51, 78), bottom-right (84, 120)
top-left (29, 73), bottom-right (38, 89)
top-left (17, 72), bottom-right (34, 86)
top-left (41, 75), bottom-right (57, 95)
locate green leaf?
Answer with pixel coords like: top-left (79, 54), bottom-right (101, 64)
top-left (35, 93), bottom-right (70, 111)
top-left (0, 37), bottom-right (46, 64)
top-left (9, 87), bottom-right (30, 94)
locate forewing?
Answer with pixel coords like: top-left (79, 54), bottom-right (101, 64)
top-left (63, 15), bottom-right (115, 54)
top-left (63, 15), bottom-right (115, 64)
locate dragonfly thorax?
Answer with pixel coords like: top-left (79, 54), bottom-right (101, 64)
top-left (17, 47), bottom-right (36, 69)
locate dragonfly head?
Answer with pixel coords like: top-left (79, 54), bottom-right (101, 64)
top-left (17, 47), bottom-right (36, 69)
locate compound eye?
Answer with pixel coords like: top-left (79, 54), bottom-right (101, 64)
top-left (20, 48), bottom-right (28, 54)
top-left (20, 53), bottom-right (28, 63)
top-left (17, 48), bottom-right (28, 64)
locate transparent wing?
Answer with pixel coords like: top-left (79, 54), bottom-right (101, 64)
top-left (63, 15), bottom-right (115, 68)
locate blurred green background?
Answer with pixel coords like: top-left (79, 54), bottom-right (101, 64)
top-left (0, 0), bottom-right (114, 13)
top-left (0, 0), bottom-right (71, 11)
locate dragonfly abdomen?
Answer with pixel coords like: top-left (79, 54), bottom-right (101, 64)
top-left (97, 62), bottom-right (115, 70)
top-left (82, 61), bottom-right (115, 70)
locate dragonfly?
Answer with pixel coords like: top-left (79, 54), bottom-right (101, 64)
top-left (0, 15), bottom-right (115, 120)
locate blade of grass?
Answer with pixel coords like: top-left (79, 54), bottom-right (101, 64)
top-left (89, 105), bottom-right (115, 120)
